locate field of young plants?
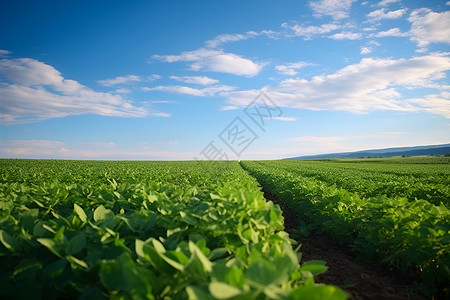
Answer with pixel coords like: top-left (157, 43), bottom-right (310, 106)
top-left (0, 157), bottom-right (448, 299)
top-left (0, 159), bottom-right (346, 300)
top-left (241, 157), bottom-right (450, 297)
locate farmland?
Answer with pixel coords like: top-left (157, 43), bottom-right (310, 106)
top-left (0, 157), bottom-right (449, 299)
top-left (241, 157), bottom-right (450, 297)
top-left (0, 159), bottom-right (345, 300)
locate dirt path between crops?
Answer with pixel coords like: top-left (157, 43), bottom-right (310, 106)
top-left (262, 190), bottom-right (429, 300)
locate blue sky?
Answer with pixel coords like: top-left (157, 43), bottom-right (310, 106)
top-left (0, 0), bottom-right (449, 160)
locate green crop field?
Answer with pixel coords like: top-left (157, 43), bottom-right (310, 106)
top-left (0, 157), bottom-right (449, 299)
top-left (0, 159), bottom-right (345, 300)
top-left (241, 157), bottom-right (450, 297)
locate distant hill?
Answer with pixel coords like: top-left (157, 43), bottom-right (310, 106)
top-left (286, 143), bottom-right (450, 160)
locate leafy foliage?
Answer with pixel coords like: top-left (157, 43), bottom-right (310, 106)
top-left (0, 159), bottom-right (346, 299)
top-left (241, 158), bottom-right (450, 297)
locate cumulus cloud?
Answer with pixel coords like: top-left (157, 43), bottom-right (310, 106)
top-left (367, 8), bottom-right (407, 21)
top-left (226, 54), bottom-right (450, 118)
top-left (205, 30), bottom-right (280, 49)
top-left (309, 0), bottom-right (356, 20)
top-left (270, 116), bottom-right (298, 121)
top-left (407, 92), bottom-right (450, 118)
top-left (408, 8), bottom-right (450, 47)
top-left (219, 105), bottom-right (240, 111)
top-left (169, 75), bottom-right (219, 85)
top-left (329, 31), bottom-right (362, 40)
top-left (275, 61), bottom-right (313, 76)
top-left (360, 47), bottom-right (373, 54)
top-left (152, 48), bottom-right (263, 77)
top-left (374, 27), bottom-right (409, 37)
top-left (0, 49), bottom-right (11, 57)
top-left (206, 33), bottom-right (253, 48)
top-left (282, 23), bottom-right (340, 39)
top-left (143, 85), bottom-right (235, 97)
top-left (377, 0), bottom-right (401, 6)
top-left (0, 58), bottom-right (148, 123)
top-left (97, 74), bottom-right (160, 86)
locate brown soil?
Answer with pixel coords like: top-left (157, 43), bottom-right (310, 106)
top-left (263, 190), bottom-right (429, 300)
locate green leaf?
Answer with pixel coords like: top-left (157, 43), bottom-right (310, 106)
top-left (186, 285), bottom-right (215, 300)
top-left (66, 232), bottom-right (86, 255)
top-left (12, 259), bottom-right (43, 279)
top-left (100, 253), bottom-right (154, 299)
top-left (208, 248), bottom-right (228, 261)
top-left (210, 193), bottom-right (222, 200)
top-left (100, 260), bottom-right (123, 291)
top-left (300, 264), bottom-right (328, 276)
top-left (209, 282), bottom-right (243, 299)
top-left (136, 238), bottom-right (178, 273)
top-left (300, 260), bottom-right (328, 276)
top-left (66, 255), bottom-right (88, 269)
top-left (147, 194), bottom-right (158, 203)
top-left (44, 258), bottom-right (67, 278)
top-left (37, 238), bottom-right (62, 257)
top-left (0, 229), bottom-right (19, 252)
top-left (94, 205), bottom-right (114, 222)
top-left (245, 260), bottom-right (281, 287)
top-left (188, 241), bottom-right (213, 273)
top-left (291, 285), bottom-right (347, 300)
top-left (79, 287), bottom-right (106, 300)
top-left (73, 203), bottom-right (87, 223)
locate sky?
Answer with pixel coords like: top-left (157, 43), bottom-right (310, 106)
top-left (0, 0), bottom-right (449, 160)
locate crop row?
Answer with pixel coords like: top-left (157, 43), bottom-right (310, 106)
top-left (0, 159), bottom-right (346, 300)
top-left (274, 158), bottom-right (450, 206)
top-left (240, 160), bottom-right (450, 297)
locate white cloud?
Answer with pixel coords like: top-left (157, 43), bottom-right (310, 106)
top-left (408, 8), bottom-right (450, 47)
top-left (150, 111), bottom-right (172, 117)
top-left (367, 40), bottom-right (381, 47)
top-left (0, 58), bottom-right (148, 123)
top-left (275, 61), bottom-right (313, 76)
top-left (152, 48), bottom-right (263, 77)
top-left (309, 0), bottom-right (356, 20)
top-left (270, 116), bottom-right (298, 121)
top-left (226, 54), bottom-right (450, 118)
top-left (0, 49), bottom-right (11, 57)
top-left (114, 88), bottom-right (132, 94)
top-left (283, 23), bottom-right (340, 39)
top-left (77, 141), bottom-right (117, 148)
top-left (205, 30), bottom-right (280, 49)
top-left (143, 85), bottom-right (235, 97)
top-left (149, 100), bottom-right (178, 104)
top-left (415, 47), bottom-right (429, 53)
top-left (360, 47), bottom-right (373, 54)
top-left (97, 74), bottom-right (160, 86)
top-left (0, 140), bottom-right (193, 160)
top-left (377, 0), bottom-right (401, 6)
top-left (206, 33), bottom-right (250, 48)
top-left (0, 140), bottom-right (65, 156)
top-left (374, 27), bottom-right (409, 37)
top-left (329, 31), bottom-right (362, 40)
top-left (169, 75), bottom-right (219, 85)
top-left (219, 105), bottom-right (240, 111)
top-left (446, 1), bottom-right (450, 6)
top-left (407, 92), bottom-right (450, 118)
top-left (367, 8), bottom-right (407, 21)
